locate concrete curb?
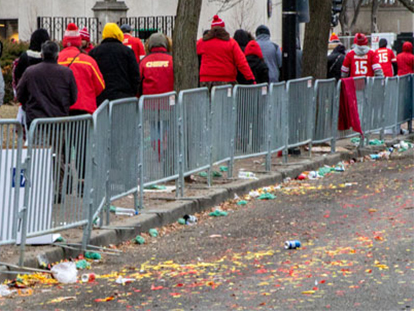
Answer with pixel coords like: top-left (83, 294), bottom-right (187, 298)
top-left (1, 136), bottom-right (411, 281)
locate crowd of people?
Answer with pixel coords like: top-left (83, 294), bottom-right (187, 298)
top-left (328, 32), bottom-right (414, 80)
top-left (0, 14), bottom-right (413, 127)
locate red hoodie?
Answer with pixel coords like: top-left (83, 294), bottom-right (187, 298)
top-left (397, 42), bottom-right (414, 76)
top-left (244, 40), bottom-right (263, 59)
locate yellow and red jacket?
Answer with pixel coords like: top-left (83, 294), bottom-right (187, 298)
top-left (58, 46), bottom-right (105, 114)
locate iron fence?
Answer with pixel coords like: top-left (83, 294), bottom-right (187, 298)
top-left (383, 77), bottom-right (399, 135)
top-left (119, 16), bottom-right (175, 41)
top-left (362, 77), bottom-right (386, 141)
top-left (37, 17), bottom-right (101, 43)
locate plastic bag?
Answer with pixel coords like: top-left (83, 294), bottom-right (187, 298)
top-left (51, 262), bottom-right (78, 284)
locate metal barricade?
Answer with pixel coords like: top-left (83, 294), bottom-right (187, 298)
top-left (178, 88), bottom-right (210, 195)
top-left (0, 121), bottom-right (23, 246)
top-left (210, 85), bottom-right (235, 177)
top-left (233, 84), bottom-right (269, 160)
top-left (108, 98), bottom-right (141, 210)
top-left (313, 79), bottom-right (338, 152)
top-left (91, 101), bottom-right (110, 221)
top-left (397, 74), bottom-right (412, 127)
top-left (286, 77), bottom-right (315, 154)
top-left (383, 77), bottom-right (399, 135)
top-left (268, 82), bottom-right (287, 169)
top-left (337, 77), bottom-right (366, 140)
top-left (139, 92), bottom-right (179, 204)
top-left (363, 77), bottom-right (385, 140)
top-left (19, 116), bottom-right (93, 264)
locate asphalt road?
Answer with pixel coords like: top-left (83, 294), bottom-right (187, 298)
top-left (2, 150), bottom-right (414, 311)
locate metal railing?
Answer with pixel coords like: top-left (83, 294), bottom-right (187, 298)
top-left (313, 79), bottom-right (339, 152)
top-left (0, 121), bottom-right (23, 246)
top-left (1, 74), bottom-right (413, 269)
top-left (139, 92), bottom-right (180, 204)
top-left (179, 88), bottom-right (211, 194)
top-left (234, 84), bottom-right (269, 160)
top-left (286, 77), bottom-right (315, 153)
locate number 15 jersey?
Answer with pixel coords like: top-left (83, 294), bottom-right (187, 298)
top-left (341, 50), bottom-right (382, 77)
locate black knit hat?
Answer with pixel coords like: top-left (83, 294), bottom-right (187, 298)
top-left (256, 25), bottom-right (270, 36)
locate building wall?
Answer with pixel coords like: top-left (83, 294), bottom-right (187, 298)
top-left (0, 0), bottom-right (283, 45)
top-left (353, 7), bottom-right (414, 34)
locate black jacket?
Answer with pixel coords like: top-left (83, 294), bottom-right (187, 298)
top-left (327, 45), bottom-right (346, 81)
top-left (17, 60), bottom-right (77, 127)
top-left (238, 55), bottom-right (269, 85)
top-left (89, 38), bottom-right (140, 105)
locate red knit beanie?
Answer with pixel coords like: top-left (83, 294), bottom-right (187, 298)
top-left (63, 23), bottom-right (82, 48)
top-left (79, 27), bottom-right (90, 43)
top-left (211, 15), bottom-right (225, 28)
top-left (329, 33), bottom-right (340, 43)
top-left (354, 33), bottom-right (368, 46)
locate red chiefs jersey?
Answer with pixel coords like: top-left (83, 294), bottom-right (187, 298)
top-left (123, 33), bottom-right (146, 63)
top-left (374, 47), bottom-right (397, 77)
top-left (341, 50), bottom-right (382, 77)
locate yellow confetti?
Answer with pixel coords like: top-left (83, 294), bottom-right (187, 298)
top-left (302, 290), bottom-right (315, 295)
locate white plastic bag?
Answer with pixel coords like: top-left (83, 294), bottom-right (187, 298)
top-left (51, 262), bottom-right (78, 284)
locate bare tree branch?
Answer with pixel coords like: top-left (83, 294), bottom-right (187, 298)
top-left (398, 0), bottom-right (414, 12)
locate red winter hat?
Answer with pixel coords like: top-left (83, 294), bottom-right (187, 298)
top-left (79, 27), bottom-right (90, 42)
top-left (354, 33), bottom-right (368, 46)
top-left (329, 33), bottom-right (340, 43)
top-left (211, 15), bottom-right (225, 28)
top-left (63, 23), bottom-right (82, 47)
top-left (245, 40), bottom-right (263, 59)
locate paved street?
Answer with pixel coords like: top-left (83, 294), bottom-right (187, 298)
top-left (2, 149), bottom-right (414, 311)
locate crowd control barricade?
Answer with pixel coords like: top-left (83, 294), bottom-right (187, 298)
top-left (91, 100), bottom-right (110, 223)
top-left (313, 79), bottom-right (339, 153)
top-left (139, 92), bottom-right (179, 205)
top-left (397, 74), bottom-right (413, 132)
top-left (286, 77), bottom-right (315, 159)
top-left (267, 82), bottom-right (287, 169)
top-left (337, 77), bottom-right (366, 142)
top-left (233, 84), bottom-right (269, 163)
top-left (19, 116), bottom-right (93, 265)
top-left (0, 121), bottom-right (23, 246)
top-left (363, 77), bottom-right (385, 141)
top-left (210, 85), bottom-right (236, 178)
top-left (178, 88), bottom-right (210, 195)
top-left (107, 98), bottom-right (141, 219)
top-left (383, 77), bottom-right (399, 136)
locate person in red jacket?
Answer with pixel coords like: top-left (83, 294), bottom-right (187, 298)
top-left (341, 33), bottom-right (383, 78)
top-left (375, 38), bottom-right (397, 77)
top-left (397, 41), bottom-right (414, 76)
top-left (140, 33), bottom-right (173, 95)
top-left (79, 27), bottom-right (94, 53)
top-left (121, 24), bottom-right (146, 63)
top-left (140, 33), bottom-right (174, 171)
top-left (58, 23), bottom-right (105, 115)
top-left (197, 15), bottom-right (255, 91)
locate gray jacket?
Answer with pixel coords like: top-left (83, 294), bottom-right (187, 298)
top-left (0, 66), bottom-right (4, 106)
top-left (256, 34), bottom-right (282, 82)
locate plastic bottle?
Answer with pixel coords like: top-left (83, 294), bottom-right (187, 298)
top-left (238, 171), bottom-right (256, 179)
top-left (114, 207), bottom-right (138, 216)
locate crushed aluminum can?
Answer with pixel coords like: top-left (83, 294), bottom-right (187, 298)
top-left (285, 240), bottom-right (301, 249)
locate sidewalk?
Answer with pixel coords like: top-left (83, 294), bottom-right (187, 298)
top-left (0, 133), bottom-right (412, 281)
